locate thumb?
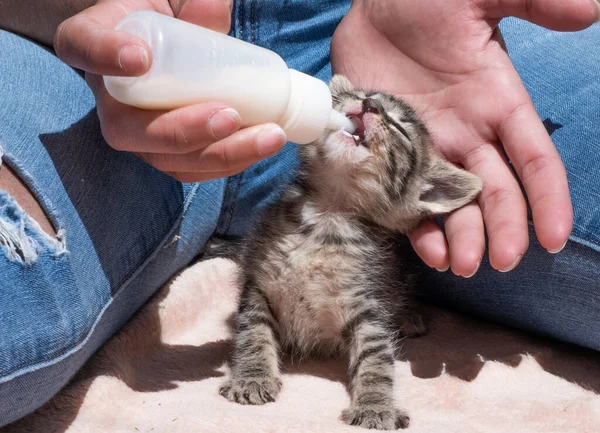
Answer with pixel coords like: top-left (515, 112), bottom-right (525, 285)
top-left (173, 0), bottom-right (233, 33)
top-left (54, 2), bottom-right (152, 76)
top-left (480, 0), bottom-right (600, 31)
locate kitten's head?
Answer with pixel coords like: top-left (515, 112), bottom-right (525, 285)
top-left (299, 75), bottom-right (482, 231)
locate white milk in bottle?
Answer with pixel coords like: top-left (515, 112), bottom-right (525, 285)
top-left (104, 10), bottom-right (355, 144)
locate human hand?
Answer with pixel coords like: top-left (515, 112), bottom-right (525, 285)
top-left (54, 0), bottom-right (287, 182)
top-left (332, 0), bottom-right (599, 275)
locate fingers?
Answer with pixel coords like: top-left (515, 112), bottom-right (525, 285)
top-left (101, 102), bottom-right (242, 154)
top-left (444, 203), bottom-right (486, 277)
top-left (461, 142), bottom-right (529, 272)
top-left (91, 89), bottom-right (240, 155)
top-left (409, 199), bottom-right (486, 277)
top-left (54, 0), bottom-right (234, 76)
top-left (93, 77), bottom-right (286, 182)
top-left (497, 101), bottom-right (573, 254)
top-left (478, 0), bottom-right (600, 31)
top-left (55, 0), bottom-right (244, 185)
top-left (409, 220), bottom-right (450, 271)
top-left (92, 74), bottom-right (286, 178)
top-left (136, 124), bottom-right (287, 174)
top-left (54, 2), bottom-right (152, 76)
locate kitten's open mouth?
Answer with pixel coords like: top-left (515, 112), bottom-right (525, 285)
top-left (341, 114), bottom-right (366, 147)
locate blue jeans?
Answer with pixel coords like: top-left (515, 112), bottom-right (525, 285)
top-left (0, 0), bottom-right (597, 425)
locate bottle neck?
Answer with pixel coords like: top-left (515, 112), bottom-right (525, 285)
top-left (277, 69), bottom-right (334, 145)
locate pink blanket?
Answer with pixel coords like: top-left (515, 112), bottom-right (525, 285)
top-left (4, 258), bottom-right (600, 433)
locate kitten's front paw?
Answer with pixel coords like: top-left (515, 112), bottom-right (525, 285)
top-left (340, 406), bottom-right (410, 430)
top-left (219, 376), bottom-right (282, 405)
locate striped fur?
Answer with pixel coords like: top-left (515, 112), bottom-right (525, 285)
top-left (219, 75), bottom-right (482, 430)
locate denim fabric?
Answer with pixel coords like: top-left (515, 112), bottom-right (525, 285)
top-left (0, 2), bottom-right (598, 428)
top-left (0, 31), bottom-right (226, 426)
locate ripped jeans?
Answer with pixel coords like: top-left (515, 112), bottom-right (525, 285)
top-left (0, 2), bottom-right (599, 426)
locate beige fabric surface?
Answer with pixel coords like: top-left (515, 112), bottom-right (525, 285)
top-left (4, 258), bottom-right (600, 433)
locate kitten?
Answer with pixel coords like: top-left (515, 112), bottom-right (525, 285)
top-left (218, 75), bottom-right (482, 430)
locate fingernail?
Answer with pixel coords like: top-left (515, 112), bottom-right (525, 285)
top-left (257, 125), bottom-right (287, 155)
top-left (548, 240), bottom-right (568, 254)
top-left (118, 45), bottom-right (149, 74)
top-left (462, 258), bottom-right (482, 278)
top-left (596, 1), bottom-right (600, 23)
top-left (498, 254), bottom-right (523, 273)
top-left (435, 264), bottom-right (449, 272)
top-left (209, 108), bottom-right (241, 139)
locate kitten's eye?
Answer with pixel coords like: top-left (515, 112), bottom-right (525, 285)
top-left (362, 98), bottom-right (380, 115)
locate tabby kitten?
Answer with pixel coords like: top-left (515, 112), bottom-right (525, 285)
top-left (219, 75), bottom-right (482, 430)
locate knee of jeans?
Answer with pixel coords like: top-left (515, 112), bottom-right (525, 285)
top-left (0, 148), bottom-right (65, 264)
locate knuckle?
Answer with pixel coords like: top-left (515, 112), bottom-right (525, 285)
top-left (99, 114), bottom-right (126, 151)
top-left (481, 186), bottom-right (517, 209)
top-left (488, 218), bottom-right (527, 241)
top-left (97, 96), bottom-right (133, 152)
top-left (53, 18), bottom-right (74, 58)
top-left (82, 32), bottom-right (103, 70)
top-left (213, 142), bottom-right (233, 170)
top-left (99, 120), bottom-right (119, 150)
top-left (519, 154), bottom-right (558, 184)
top-left (159, 111), bottom-right (189, 153)
top-left (84, 40), bottom-right (94, 69)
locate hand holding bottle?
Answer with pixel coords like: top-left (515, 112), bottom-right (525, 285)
top-left (54, 0), bottom-right (288, 182)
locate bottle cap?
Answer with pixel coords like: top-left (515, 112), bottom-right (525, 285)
top-left (278, 69), bottom-right (335, 144)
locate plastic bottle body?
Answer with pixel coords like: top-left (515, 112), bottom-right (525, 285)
top-left (104, 11), bottom-right (354, 144)
top-left (104, 11), bottom-right (291, 126)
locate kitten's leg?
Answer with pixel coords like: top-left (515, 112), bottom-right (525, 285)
top-left (341, 311), bottom-right (410, 430)
top-left (219, 283), bottom-right (282, 405)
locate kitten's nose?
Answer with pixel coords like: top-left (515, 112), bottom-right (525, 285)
top-left (362, 98), bottom-right (381, 115)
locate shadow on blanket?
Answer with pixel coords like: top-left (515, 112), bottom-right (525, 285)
top-left (3, 259), bottom-right (599, 433)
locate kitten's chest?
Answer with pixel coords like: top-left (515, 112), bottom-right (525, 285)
top-left (259, 227), bottom-right (379, 351)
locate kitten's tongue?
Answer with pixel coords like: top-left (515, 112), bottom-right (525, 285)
top-left (348, 115), bottom-right (365, 141)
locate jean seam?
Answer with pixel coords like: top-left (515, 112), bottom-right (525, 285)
top-left (216, 0), bottom-right (250, 236)
top-left (0, 183), bottom-right (200, 381)
top-left (111, 183), bottom-right (200, 293)
top-left (570, 233), bottom-right (600, 251)
top-left (222, 173), bottom-right (243, 235)
top-left (238, 0), bottom-right (245, 42)
top-left (250, 0), bottom-right (256, 44)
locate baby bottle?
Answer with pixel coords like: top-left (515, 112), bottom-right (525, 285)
top-left (103, 10), bottom-right (355, 144)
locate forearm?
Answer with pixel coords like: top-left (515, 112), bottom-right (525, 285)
top-left (0, 0), bottom-right (96, 46)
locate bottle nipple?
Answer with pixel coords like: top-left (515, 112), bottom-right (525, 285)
top-left (327, 109), bottom-right (356, 133)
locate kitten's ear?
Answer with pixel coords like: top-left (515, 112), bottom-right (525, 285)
top-left (417, 155), bottom-right (482, 216)
top-left (330, 75), bottom-right (354, 94)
